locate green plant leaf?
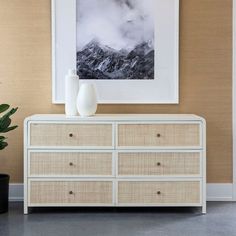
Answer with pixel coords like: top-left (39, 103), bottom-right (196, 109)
top-left (1, 125), bottom-right (18, 133)
top-left (0, 141), bottom-right (8, 150)
top-left (0, 104), bottom-right (10, 114)
top-left (0, 117), bottom-right (11, 132)
top-left (2, 107), bottom-right (18, 118)
top-left (0, 136), bottom-right (6, 141)
top-left (0, 105), bottom-right (18, 151)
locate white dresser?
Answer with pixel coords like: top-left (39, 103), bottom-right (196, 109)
top-left (24, 114), bottom-right (206, 214)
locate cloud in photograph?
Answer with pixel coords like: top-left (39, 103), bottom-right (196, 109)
top-left (76, 0), bottom-right (155, 51)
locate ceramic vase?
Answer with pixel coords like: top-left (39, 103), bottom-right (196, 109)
top-left (77, 83), bottom-right (97, 117)
top-left (65, 69), bottom-right (79, 116)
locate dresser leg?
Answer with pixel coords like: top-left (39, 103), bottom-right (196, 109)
top-left (24, 206), bottom-right (28, 215)
top-left (202, 204), bottom-right (206, 214)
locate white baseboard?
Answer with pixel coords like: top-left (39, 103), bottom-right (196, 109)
top-left (9, 184), bottom-right (24, 202)
top-left (207, 184), bottom-right (234, 201)
top-left (9, 183), bottom-right (236, 202)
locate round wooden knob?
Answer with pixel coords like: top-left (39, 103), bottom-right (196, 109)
top-left (157, 162), bottom-right (161, 166)
top-left (157, 133), bottom-right (161, 138)
top-left (69, 162), bottom-right (73, 166)
top-left (69, 133), bottom-right (73, 137)
top-left (157, 191), bottom-right (161, 195)
top-left (69, 191), bottom-right (73, 195)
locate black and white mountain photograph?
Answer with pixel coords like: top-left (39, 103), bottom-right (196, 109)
top-left (76, 0), bottom-right (155, 80)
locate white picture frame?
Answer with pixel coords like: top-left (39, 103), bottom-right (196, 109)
top-left (52, 0), bottom-right (179, 104)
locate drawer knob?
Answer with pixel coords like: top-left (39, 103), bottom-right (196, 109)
top-left (69, 191), bottom-right (74, 195)
top-left (157, 133), bottom-right (161, 138)
top-left (157, 162), bottom-right (161, 166)
top-left (69, 162), bottom-right (74, 166)
top-left (69, 133), bottom-right (73, 137)
top-left (157, 191), bottom-right (161, 195)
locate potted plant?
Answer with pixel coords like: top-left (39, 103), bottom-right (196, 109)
top-left (0, 104), bottom-right (18, 213)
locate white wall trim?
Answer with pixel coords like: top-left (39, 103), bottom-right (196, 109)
top-left (207, 184), bottom-right (233, 201)
top-left (233, 0), bottom-right (236, 201)
top-left (9, 183), bottom-right (234, 202)
top-left (9, 184), bottom-right (24, 202)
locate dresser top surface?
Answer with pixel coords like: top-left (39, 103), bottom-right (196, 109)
top-left (25, 114), bottom-right (205, 122)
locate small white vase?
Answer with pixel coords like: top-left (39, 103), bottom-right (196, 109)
top-left (76, 83), bottom-right (97, 117)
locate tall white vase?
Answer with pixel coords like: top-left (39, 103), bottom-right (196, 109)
top-left (65, 69), bottom-right (79, 116)
top-left (77, 83), bottom-right (97, 117)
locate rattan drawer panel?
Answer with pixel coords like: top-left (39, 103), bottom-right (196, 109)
top-left (118, 181), bottom-right (200, 204)
top-left (30, 123), bottom-right (113, 147)
top-left (29, 181), bottom-right (113, 204)
top-left (118, 152), bottom-right (200, 176)
top-left (118, 124), bottom-right (200, 147)
top-left (29, 152), bottom-right (113, 176)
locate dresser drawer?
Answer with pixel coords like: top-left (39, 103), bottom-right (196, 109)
top-left (118, 181), bottom-right (201, 205)
top-left (30, 123), bottom-right (113, 147)
top-left (117, 123), bottom-right (201, 147)
top-left (29, 181), bottom-right (113, 205)
top-left (29, 152), bottom-right (113, 177)
top-left (118, 152), bottom-right (200, 176)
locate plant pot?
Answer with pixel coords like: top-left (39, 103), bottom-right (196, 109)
top-left (0, 174), bottom-right (10, 213)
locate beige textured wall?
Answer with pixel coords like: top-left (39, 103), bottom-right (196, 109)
top-left (0, 0), bottom-right (232, 183)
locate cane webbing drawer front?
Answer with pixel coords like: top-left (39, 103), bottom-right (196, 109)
top-left (30, 123), bottom-right (113, 147)
top-left (118, 181), bottom-right (201, 204)
top-left (118, 152), bottom-right (201, 176)
top-left (29, 152), bottom-right (113, 176)
top-left (117, 123), bottom-right (201, 147)
top-left (29, 181), bottom-right (113, 205)
top-left (24, 114), bottom-right (206, 214)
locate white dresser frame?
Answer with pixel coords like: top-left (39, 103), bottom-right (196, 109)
top-left (24, 114), bottom-right (206, 214)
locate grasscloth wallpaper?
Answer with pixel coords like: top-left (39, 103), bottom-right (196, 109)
top-left (0, 0), bottom-right (232, 183)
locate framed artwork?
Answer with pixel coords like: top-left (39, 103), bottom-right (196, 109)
top-left (52, 0), bottom-right (179, 104)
